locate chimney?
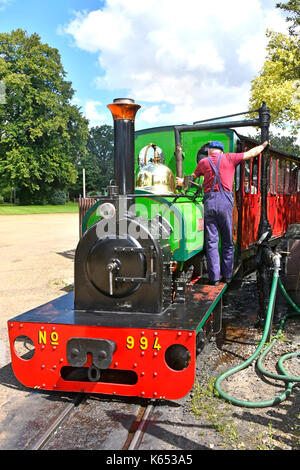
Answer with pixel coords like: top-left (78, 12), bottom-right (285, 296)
top-left (107, 98), bottom-right (141, 197)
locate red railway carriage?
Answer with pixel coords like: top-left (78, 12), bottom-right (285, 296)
top-left (234, 134), bottom-right (300, 256)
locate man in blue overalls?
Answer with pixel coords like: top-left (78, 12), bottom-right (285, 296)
top-left (176, 140), bottom-right (269, 285)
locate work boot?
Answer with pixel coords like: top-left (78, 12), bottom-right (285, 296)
top-left (209, 280), bottom-right (220, 286)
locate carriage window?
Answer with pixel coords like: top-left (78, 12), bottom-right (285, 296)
top-left (266, 157), bottom-right (270, 193)
top-left (284, 162), bottom-right (290, 194)
top-left (251, 157), bottom-right (258, 194)
top-left (235, 164), bottom-right (240, 191)
top-left (298, 168), bottom-right (300, 192)
top-left (271, 158), bottom-right (277, 194)
top-left (244, 160), bottom-right (250, 193)
top-left (277, 160), bottom-right (285, 194)
top-left (291, 163), bottom-right (298, 193)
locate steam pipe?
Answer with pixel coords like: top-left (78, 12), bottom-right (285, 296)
top-left (174, 118), bottom-right (260, 178)
top-left (193, 107), bottom-right (261, 125)
top-left (256, 101), bottom-right (272, 326)
top-left (258, 101), bottom-right (272, 239)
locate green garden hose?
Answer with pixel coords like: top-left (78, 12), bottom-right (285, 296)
top-left (215, 265), bottom-right (300, 408)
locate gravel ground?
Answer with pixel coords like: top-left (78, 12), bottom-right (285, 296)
top-left (185, 276), bottom-right (300, 451)
top-left (0, 214), bottom-right (78, 437)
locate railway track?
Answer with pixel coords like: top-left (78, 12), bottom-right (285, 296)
top-left (26, 393), bottom-right (155, 451)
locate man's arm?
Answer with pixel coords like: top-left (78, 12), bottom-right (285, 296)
top-left (243, 141), bottom-right (269, 160)
top-left (176, 173), bottom-right (196, 187)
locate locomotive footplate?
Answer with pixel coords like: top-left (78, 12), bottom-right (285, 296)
top-left (8, 281), bottom-right (226, 400)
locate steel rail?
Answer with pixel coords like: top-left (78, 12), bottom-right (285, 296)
top-left (28, 394), bottom-right (84, 450)
top-left (127, 402), bottom-right (155, 450)
top-left (28, 393), bottom-right (154, 451)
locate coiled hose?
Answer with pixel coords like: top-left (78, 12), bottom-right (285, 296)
top-left (215, 262), bottom-right (300, 408)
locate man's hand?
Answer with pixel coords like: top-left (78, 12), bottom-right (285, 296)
top-left (243, 141), bottom-right (270, 160)
top-left (176, 177), bottom-right (184, 187)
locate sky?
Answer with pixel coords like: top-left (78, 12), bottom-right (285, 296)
top-left (0, 0), bottom-right (292, 135)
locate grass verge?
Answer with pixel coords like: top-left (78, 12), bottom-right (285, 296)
top-left (0, 202), bottom-right (78, 215)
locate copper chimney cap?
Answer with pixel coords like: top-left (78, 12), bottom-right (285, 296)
top-left (107, 98), bottom-right (141, 121)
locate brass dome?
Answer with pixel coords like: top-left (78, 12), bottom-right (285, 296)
top-left (136, 162), bottom-right (176, 194)
top-left (136, 143), bottom-right (176, 194)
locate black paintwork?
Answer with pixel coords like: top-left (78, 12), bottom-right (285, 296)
top-left (9, 282), bottom-right (226, 332)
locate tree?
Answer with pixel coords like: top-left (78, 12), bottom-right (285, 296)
top-left (249, 2), bottom-right (300, 134)
top-left (276, 0), bottom-right (300, 37)
top-left (248, 130), bottom-right (300, 157)
top-left (268, 133), bottom-right (300, 156)
top-left (69, 124), bottom-right (114, 197)
top-left (0, 29), bottom-right (89, 203)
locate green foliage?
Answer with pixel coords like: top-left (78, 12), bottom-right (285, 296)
top-left (49, 189), bottom-right (67, 205)
top-left (0, 185), bottom-right (11, 202)
top-left (18, 185), bottom-right (66, 205)
top-left (0, 29), bottom-right (89, 203)
top-left (276, 0), bottom-right (300, 36)
top-left (247, 130), bottom-right (300, 157)
top-left (69, 124), bottom-right (114, 196)
top-left (249, 30), bottom-right (300, 134)
top-left (18, 184), bottom-right (51, 205)
top-left (87, 124), bottom-right (114, 190)
top-left (268, 132), bottom-right (300, 156)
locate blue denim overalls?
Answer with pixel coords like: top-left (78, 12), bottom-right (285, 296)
top-left (203, 155), bottom-right (234, 282)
